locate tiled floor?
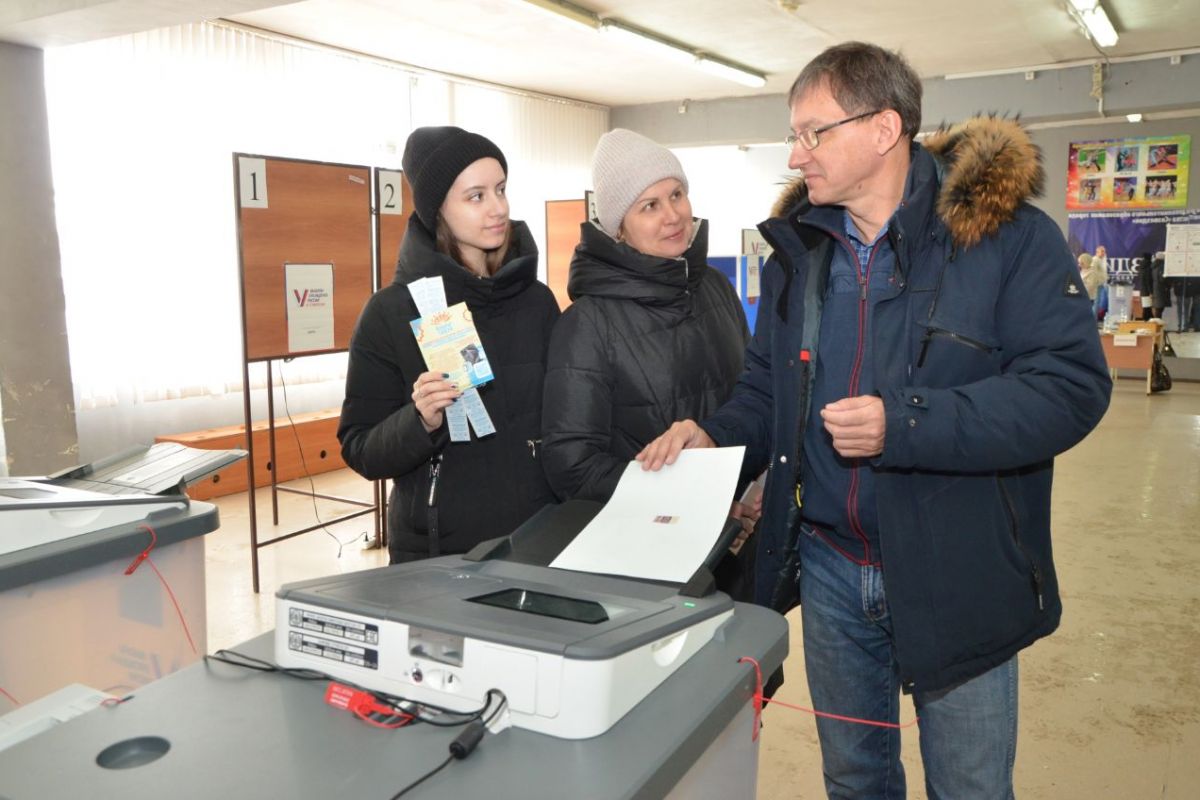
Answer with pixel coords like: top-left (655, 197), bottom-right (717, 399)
top-left (206, 472), bottom-right (388, 652)
top-left (1167, 330), bottom-right (1199, 358)
top-left (204, 378), bottom-right (1200, 799)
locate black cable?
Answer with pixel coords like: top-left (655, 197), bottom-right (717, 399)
top-left (207, 649), bottom-right (500, 726)
top-left (400, 688), bottom-right (501, 728)
top-left (482, 690), bottom-right (508, 727)
top-left (448, 721), bottom-right (486, 758)
top-left (388, 753), bottom-right (455, 799)
top-left (389, 691), bottom-right (507, 799)
top-left (206, 648), bottom-right (330, 681)
top-left (278, 358), bottom-right (364, 556)
top-left (209, 651), bottom-right (507, 798)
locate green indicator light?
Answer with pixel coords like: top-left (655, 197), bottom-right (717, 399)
top-left (683, 602), bottom-right (696, 608)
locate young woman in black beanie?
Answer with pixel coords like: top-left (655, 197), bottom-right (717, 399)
top-left (338, 126), bottom-right (560, 564)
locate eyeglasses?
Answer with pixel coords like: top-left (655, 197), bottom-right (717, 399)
top-left (785, 110), bottom-right (881, 150)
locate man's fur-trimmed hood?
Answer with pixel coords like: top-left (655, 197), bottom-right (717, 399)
top-left (770, 115), bottom-right (1044, 249)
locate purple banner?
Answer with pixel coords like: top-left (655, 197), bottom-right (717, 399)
top-left (1067, 208), bottom-right (1200, 284)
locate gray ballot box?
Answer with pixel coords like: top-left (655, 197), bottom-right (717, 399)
top-left (0, 501), bottom-right (788, 799)
top-left (0, 443), bottom-right (238, 702)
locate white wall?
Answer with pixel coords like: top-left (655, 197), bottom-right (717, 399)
top-left (672, 144), bottom-right (796, 256)
top-left (40, 22), bottom-right (608, 462)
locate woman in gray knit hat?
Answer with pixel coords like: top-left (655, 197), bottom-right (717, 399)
top-left (540, 129), bottom-right (759, 597)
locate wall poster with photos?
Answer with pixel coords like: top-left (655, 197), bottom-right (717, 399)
top-left (1066, 135), bottom-right (1189, 211)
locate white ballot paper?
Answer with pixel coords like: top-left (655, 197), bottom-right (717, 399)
top-left (461, 388), bottom-right (495, 437)
top-left (407, 276), bottom-right (447, 319)
top-left (445, 397), bottom-right (470, 441)
top-left (550, 446), bottom-right (746, 583)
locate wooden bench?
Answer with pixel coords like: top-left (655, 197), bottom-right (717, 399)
top-left (155, 408), bottom-right (346, 500)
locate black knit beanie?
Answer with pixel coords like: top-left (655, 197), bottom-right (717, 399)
top-left (401, 126), bottom-right (508, 231)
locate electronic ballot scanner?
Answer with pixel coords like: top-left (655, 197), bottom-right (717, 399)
top-left (275, 500), bottom-right (745, 740)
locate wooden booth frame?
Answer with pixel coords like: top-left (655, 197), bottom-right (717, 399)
top-left (233, 154), bottom-right (410, 591)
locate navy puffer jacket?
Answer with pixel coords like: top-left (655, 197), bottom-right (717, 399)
top-left (701, 117), bottom-right (1111, 693)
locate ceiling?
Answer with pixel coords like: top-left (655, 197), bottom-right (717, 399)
top-left (226, 0), bottom-right (1200, 106)
top-left (5, 1), bottom-right (1200, 108)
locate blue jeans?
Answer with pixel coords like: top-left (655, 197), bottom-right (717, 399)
top-left (798, 524), bottom-right (1018, 800)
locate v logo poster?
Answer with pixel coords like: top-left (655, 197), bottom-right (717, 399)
top-left (285, 263), bottom-right (334, 353)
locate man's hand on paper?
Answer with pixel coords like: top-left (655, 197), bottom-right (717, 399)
top-left (821, 395), bottom-right (886, 458)
top-left (636, 420), bottom-right (715, 471)
top-left (412, 371), bottom-right (462, 433)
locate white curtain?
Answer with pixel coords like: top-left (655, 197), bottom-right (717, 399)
top-left (43, 21), bottom-right (607, 459)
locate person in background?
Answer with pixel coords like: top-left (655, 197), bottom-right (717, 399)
top-left (1080, 250), bottom-right (1104, 319)
top-left (1136, 251), bottom-right (1172, 321)
top-left (1083, 246), bottom-right (1108, 319)
top-left (1174, 275), bottom-right (1200, 332)
top-left (339, 126), bottom-right (559, 563)
top-left (1091, 245), bottom-right (1109, 287)
top-left (1149, 145), bottom-right (1178, 171)
top-left (540, 128), bottom-right (759, 596)
top-left (1137, 251), bottom-right (1154, 320)
top-left (1149, 252), bottom-right (1172, 320)
top-left (638, 42), bottom-right (1111, 799)
top-left (1077, 251), bottom-right (1095, 292)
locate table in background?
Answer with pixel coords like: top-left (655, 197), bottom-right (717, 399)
top-left (1100, 320), bottom-right (1166, 394)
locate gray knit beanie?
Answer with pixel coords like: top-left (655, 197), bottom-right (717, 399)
top-left (591, 129), bottom-right (689, 237)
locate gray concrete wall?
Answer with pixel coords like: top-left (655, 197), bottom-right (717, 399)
top-left (620, 54), bottom-right (1200, 381)
top-left (613, 55), bottom-right (1200, 147)
top-left (0, 40), bottom-right (78, 473)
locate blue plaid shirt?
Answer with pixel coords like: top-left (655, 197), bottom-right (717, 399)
top-left (844, 210), bottom-right (890, 277)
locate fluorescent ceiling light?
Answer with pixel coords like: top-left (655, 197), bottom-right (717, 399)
top-left (521, 0), bottom-right (599, 31)
top-left (696, 57), bottom-right (767, 88)
top-left (600, 20), bottom-right (768, 87)
top-left (600, 21), bottom-right (696, 65)
top-left (519, 2), bottom-right (767, 89)
top-left (1069, 0), bottom-right (1119, 48)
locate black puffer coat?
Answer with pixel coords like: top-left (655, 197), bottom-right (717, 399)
top-left (338, 218), bottom-right (560, 562)
top-left (541, 219), bottom-right (750, 502)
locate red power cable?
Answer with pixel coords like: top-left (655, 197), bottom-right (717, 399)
top-left (739, 656), bottom-right (919, 734)
top-left (0, 687), bottom-right (18, 707)
top-left (124, 524), bottom-right (198, 656)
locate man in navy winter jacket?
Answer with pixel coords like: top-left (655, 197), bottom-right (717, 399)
top-left (638, 42), bottom-right (1111, 799)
